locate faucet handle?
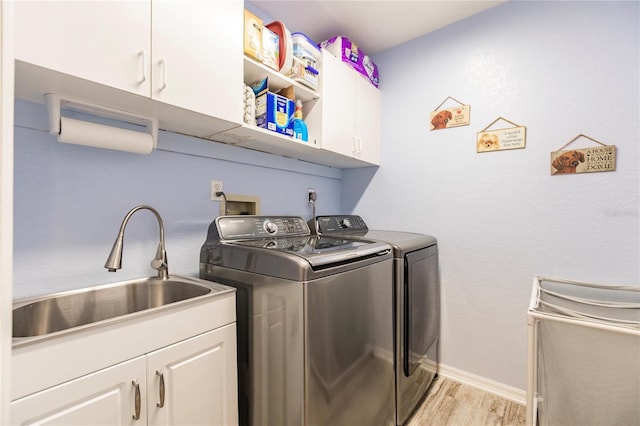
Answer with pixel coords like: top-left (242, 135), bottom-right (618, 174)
top-left (151, 243), bottom-right (169, 279)
top-left (150, 258), bottom-right (166, 270)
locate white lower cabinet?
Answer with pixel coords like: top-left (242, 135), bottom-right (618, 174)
top-left (146, 324), bottom-right (238, 426)
top-left (11, 356), bottom-right (146, 425)
top-left (10, 325), bottom-right (238, 426)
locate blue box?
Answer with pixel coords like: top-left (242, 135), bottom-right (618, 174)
top-left (255, 91), bottom-right (294, 136)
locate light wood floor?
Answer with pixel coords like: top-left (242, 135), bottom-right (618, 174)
top-left (406, 377), bottom-right (527, 426)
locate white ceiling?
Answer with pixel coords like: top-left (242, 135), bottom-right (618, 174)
top-left (248, 0), bottom-right (506, 55)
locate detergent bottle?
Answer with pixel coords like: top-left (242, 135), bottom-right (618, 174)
top-left (292, 99), bottom-right (309, 142)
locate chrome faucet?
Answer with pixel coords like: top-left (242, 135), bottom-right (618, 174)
top-left (104, 205), bottom-right (169, 279)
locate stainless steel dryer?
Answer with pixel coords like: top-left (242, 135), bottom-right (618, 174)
top-left (199, 216), bottom-right (395, 426)
top-left (314, 215), bottom-right (440, 426)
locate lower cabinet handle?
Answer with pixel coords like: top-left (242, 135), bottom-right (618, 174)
top-left (132, 380), bottom-right (141, 421)
top-left (156, 370), bottom-right (166, 408)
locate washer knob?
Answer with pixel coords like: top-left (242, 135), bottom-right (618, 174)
top-left (264, 220), bottom-right (278, 234)
top-left (339, 218), bottom-right (352, 229)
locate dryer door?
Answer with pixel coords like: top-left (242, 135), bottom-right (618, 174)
top-left (404, 245), bottom-right (440, 376)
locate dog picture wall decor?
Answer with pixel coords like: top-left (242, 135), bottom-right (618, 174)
top-left (550, 145), bottom-right (616, 175)
top-left (476, 117), bottom-right (526, 153)
top-left (429, 104), bottom-right (470, 131)
top-left (476, 126), bottom-right (526, 153)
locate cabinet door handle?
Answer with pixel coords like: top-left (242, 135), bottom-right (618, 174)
top-left (352, 137), bottom-right (363, 157)
top-left (132, 380), bottom-right (141, 421)
top-left (159, 58), bottom-right (167, 91)
top-left (156, 370), bottom-right (165, 408)
top-left (139, 50), bottom-right (147, 84)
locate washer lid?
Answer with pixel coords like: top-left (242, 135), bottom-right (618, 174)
top-left (229, 235), bottom-right (391, 267)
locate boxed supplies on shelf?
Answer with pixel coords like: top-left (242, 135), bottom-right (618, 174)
top-left (320, 36), bottom-right (379, 87)
top-left (261, 27), bottom-right (280, 71)
top-left (288, 32), bottom-right (321, 90)
top-left (251, 77), bottom-right (295, 137)
top-left (287, 56), bottom-right (319, 90)
top-left (292, 33), bottom-right (321, 69)
top-left (243, 9), bottom-right (263, 61)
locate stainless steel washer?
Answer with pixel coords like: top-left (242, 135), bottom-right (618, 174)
top-left (199, 216), bottom-right (395, 426)
top-left (314, 215), bottom-right (440, 426)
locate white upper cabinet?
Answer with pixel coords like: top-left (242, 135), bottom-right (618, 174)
top-left (151, 1), bottom-right (243, 121)
top-left (12, 2), bottom-right (380, 168)
top-left (316, 50), bottom-right (381, 165)
top-left (13, 0), bottom-right (243, 129)
top-left (14, 1), bottom-right (152, 96)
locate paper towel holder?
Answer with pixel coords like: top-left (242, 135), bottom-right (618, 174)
top-left (45, 93), bottom-right (159, 149)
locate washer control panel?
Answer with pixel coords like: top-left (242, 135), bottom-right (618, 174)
top-left (216, 216), bottom-right (309, 240)
top-left (316, 215), bottom-right (368, 234)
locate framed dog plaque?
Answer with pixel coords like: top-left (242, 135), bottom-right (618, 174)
top-left (477, 117), bottom-right (526, 152)
top-left (430, 96), bottom-right (470, 130)
top-left (551, 134), bottom-right (616, 175)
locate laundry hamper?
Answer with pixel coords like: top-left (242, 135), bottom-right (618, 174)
top-left (527, 275), bottom-right (640, 426)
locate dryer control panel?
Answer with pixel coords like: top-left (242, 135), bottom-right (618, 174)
top-left (316, 215), bottom-right (369, 234)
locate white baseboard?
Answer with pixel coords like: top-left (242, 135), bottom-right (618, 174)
top-left (437, 363), bottom-right (526, 405)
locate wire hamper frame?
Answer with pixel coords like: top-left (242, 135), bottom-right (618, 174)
top-left (526, 275), bottom-right (640, 426)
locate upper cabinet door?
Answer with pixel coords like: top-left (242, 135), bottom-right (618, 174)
top-left (14, 1), bottom-right (151, 96)
top-left (151, 0), bottom-right (243, 122)
top-left (320, 51), bottom-right (358, 158)
top-left (354, 77), bottom-right (381, 165)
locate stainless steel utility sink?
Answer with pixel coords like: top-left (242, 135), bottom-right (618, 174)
top-left (13, 275), bottom-right (226, 340)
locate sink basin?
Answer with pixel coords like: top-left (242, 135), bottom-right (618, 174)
top-left (13, 275), bottom-right (225, 339)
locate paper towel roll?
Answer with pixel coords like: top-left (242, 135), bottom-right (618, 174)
top-left (58, 117), bottom-right (154, 154)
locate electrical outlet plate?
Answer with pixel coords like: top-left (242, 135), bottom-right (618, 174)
top-left (211, 180), bottom-right (224, 200)
top-left (308, 188), bottom-right (316, 204)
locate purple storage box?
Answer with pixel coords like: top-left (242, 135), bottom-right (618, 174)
top-left (320, 36), bottom-right (379, 87)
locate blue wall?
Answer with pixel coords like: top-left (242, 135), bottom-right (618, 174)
top-left (13, 0), bottom-right (639, 393)
top-left (344, 0), bottom-right (639, 390)
top-left (13, 100), bottom-right (343, 298)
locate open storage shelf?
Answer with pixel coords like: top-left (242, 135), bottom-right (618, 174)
top-left (243, 56), bottom-right (320, 102)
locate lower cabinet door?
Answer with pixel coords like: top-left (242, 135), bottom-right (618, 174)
top-left (146, 324), bottom-right (238, 426)
top-left (10, 356), bottom-right (147, 426)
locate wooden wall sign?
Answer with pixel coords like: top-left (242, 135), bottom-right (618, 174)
top-left (551, 134), bottom-right (616, 175)
top-left (430, 96), bottom-right (470, 130)
top-left (477, 117), bottom-right (526, 152)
